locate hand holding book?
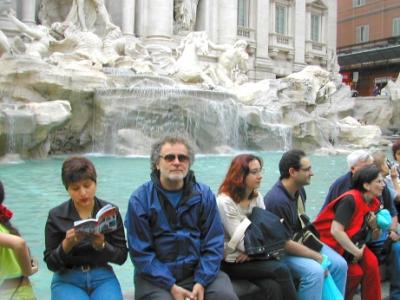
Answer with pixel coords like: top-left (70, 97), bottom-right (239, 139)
top-left (73, 204), bottom-right (118, 235)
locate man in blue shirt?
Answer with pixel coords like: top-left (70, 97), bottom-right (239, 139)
top-left (320, 149), bottom-right (373, 210)
top-left (125, 136), bottom-right (238, 300)
top-left (264, 149), bottom-right (347, 300)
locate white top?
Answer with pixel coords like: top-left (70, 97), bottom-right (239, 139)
top-left (216, 193), bottom-right (265, 262)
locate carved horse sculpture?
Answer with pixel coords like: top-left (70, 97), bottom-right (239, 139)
top-left (174, 31), bottom-right (216, 88)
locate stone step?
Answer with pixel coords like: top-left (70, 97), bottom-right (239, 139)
top-left (122, 280), bottom-right (390, 300)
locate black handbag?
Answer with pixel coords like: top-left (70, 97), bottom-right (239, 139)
top-left (243, 207), bottom-right (289, 260)
top-left (293, 214), bottom-right (323, 252)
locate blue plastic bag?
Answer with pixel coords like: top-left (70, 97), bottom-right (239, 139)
top-left (376, 209), bottom-right (392, 230)
top-left (321, 255), bottom-right (343, 300)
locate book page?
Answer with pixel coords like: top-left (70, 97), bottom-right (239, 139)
top-left (95, 204), bottom-right (113, 219)
top-left (74, 219), bottom-right (98, 234)
top-left (97, 206), bottom-right (118, 233)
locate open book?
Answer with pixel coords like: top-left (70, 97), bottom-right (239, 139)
top-left (74, 204), bottom-right (118, 235)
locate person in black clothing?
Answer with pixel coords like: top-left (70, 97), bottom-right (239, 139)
top-left (44, 156), bottom-right (127, 300)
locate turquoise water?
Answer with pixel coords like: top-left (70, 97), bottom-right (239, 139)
top-left (0, 153), bottom-right (347, 299)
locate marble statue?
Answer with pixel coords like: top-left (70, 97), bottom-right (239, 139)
top-left (102, 27), bottom-right (154, 73)
top-left (174, 0), bottom-right (199, 33)
top-left (8, 11), bottom-right (55, 58)
top-left (208, 39), bottom-right (249, 87)
top-left (0, 29), bottom-right (10, 57)
top-left (49, 22), bottom-right (106, 68)
top-left (174, 31), bottom-right (215, 87)
top-left (64, 0), bottom-right (118, 33)
top-left (174, 32), bottom-right (249, 88)
top-left (283, 65), bottom-right (332, 103)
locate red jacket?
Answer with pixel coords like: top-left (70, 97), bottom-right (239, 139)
top-left (313, 189), bottom-right (380, 255)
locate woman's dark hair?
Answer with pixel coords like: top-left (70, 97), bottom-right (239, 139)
top-left (279, 149), bottom-right (306, 180)
top-left (0, 180), bottom-right (20, 236)
top-left (62, 156), bottom-right (97, 190)
top-left (218, 154), bottom-right (263, 203)
top-left (392, 139), bottom-right (400, 161)
top-left (0, 180), bottom-right (4, 205)
top-left (351, 165), bottom-right (380, 192)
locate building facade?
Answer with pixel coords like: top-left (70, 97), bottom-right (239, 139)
top-left (338, 0), bottom-right (400, 96)
top-left (4, 0), bottom-right (337, 80)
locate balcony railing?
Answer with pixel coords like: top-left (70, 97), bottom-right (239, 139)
top-left (269, 33), bottom-right (293, 48)
top-left (237, 26), bottom-right (255, 41)
top-left (269, 33), bottom-right (294, 50)
top-left (305, 40), bottom-right (327, 56)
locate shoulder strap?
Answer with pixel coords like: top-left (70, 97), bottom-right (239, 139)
top-left (296, 194), bottom-right (308, 229)
top-left (297, 194), bottom-right (305, 215)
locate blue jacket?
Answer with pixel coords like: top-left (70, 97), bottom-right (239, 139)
top-left (124, 171), bottom-right (224, 290)
top-left (320, 171), bottom-right (397, 217)
top-left (320, 171), bottom-right (352, 212)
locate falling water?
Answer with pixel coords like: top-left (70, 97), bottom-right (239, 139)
top-left (4, 109), bottom-right (16, 153)
top-left (92, 85), bottom-right (243, 154)
top-left (1, 102), bottom-right (35, 156)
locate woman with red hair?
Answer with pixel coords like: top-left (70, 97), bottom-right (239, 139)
top-left (217, 154), bottom-right (297, 300)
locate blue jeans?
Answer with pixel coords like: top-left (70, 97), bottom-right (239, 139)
top-left (282, 244), bottom-right (347, 300)
top-left (390, 241), bottom-right (400, 300)
top-left (51, 266), bottom-right (123, 300)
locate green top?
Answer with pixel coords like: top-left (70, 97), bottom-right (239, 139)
top-left (0, 223), bottom-right (23, 285)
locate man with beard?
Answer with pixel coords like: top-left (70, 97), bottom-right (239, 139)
top-left (125, 136), bottom-right (238, 300)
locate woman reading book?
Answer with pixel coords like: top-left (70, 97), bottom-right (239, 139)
top-left (44, 156), bottom-right (127, 300)
top-left (0, 180), bottom-right (38, 299)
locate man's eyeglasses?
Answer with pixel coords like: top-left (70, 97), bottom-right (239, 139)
top-left (299, 166), bottom-right (312, 172)
top-left (159, 154), bottom-right (190, 163)
top-left (249, 169), bottom-right (263, 175)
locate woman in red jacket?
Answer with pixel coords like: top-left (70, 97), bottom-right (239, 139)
top-left (314, 165), bottom-right (384, 300)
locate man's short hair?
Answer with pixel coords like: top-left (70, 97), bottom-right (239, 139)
top-left (371, 150), bottom-right (386, 170)
top-left (150, 136), bottom-right (195, 173)
top-left (61, 156), bottom-right (97, 190)
top-left (346, 150), bottom-right (372, 169)
top-left (279, 149), bottom-right (306, 180)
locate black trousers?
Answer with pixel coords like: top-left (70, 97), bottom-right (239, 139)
top-left (221, 259), bottom-right (297, 300)
top-left (134, 271), bottom-right (238, 300)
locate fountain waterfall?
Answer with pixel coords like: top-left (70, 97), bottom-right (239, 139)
top-left (93, 83), bottom-right (244, 155)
